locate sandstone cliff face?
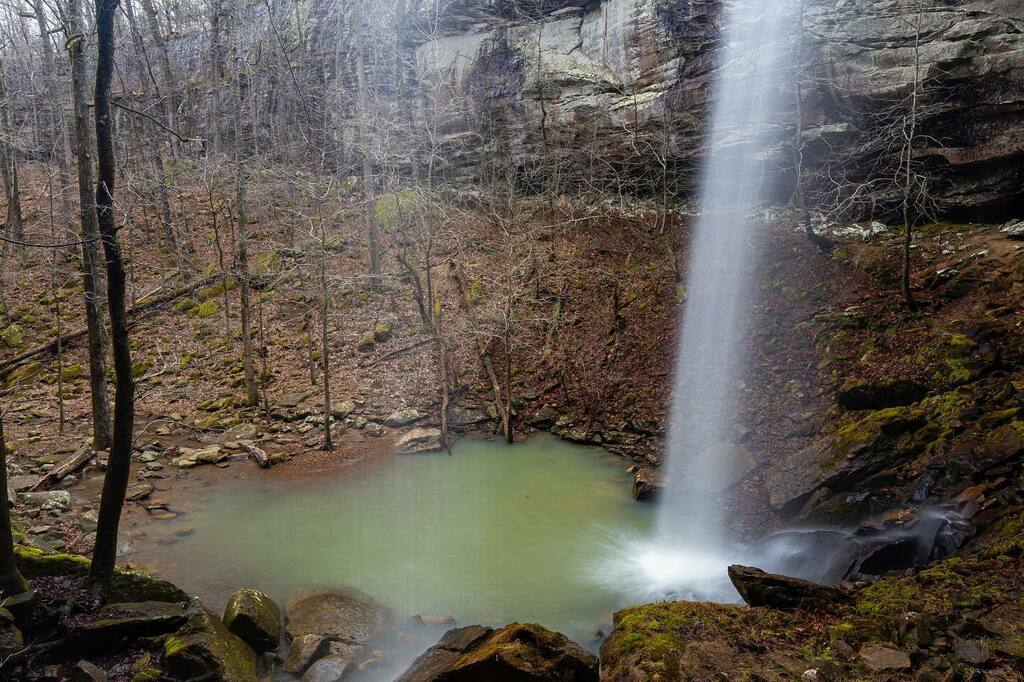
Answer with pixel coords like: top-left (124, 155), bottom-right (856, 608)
top-left (410, 0), bottom-right (1024, 218)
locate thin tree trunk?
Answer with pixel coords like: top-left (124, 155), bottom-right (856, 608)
top-left (355, 0), bottom-right (380, 281)
top-left (0, 415), bottom-right (30, 600)
top-left (319, 216), bottom-right (333, 451)
top-left (124, 0), bottom-right (179, 270)
top-left (209, 0), bottom-right (225, 155)
top-left (91, 0), bottom-right (136, 587)
top-left (139, 0), bottom-right (182, 163)
top-left (0, 59), bottom-right (24, 251)
top-left (233, 52), bottom-right (259, 407)
top-left (31, 0), bottom-right (75, 240)
top-left (69, 0), bottom-right (113, 452)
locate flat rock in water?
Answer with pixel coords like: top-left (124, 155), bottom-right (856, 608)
top-left (727, 565), bottom-right (849, 610)
top-left (285, 588), bottom-right (389, 644)
top-left (397, 623), bottom-right (598, 682)
top-left (394, 428), bottom-right (442, 454)
top-left (858, 643), bottom-right (911, 672)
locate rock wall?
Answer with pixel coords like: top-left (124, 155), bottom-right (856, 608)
top-left (409, 0), bottom-right (1024, 218)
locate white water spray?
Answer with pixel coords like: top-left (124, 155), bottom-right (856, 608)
top-left (602, 0), bottom-right (797, 600)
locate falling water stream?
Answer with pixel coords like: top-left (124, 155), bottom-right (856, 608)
top-left (602, 0), bottom-right (797, 599)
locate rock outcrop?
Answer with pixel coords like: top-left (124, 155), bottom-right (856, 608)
top-left (409, 0), bottom-right (1024, 218)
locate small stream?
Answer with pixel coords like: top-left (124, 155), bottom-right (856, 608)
top-left (128, 434), bottom-right (655, 659)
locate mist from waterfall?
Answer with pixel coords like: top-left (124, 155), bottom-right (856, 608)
top-left (599, 0), bottom-right (797, 600)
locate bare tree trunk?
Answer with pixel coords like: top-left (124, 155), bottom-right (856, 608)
top-left (901, 2), bottom-right (923, 311)
top-left (504, 329), bottom-right (513, 444)
top-left (124, 0), bottom-right (179, 270)
top-left (0, 59), bottom-right (24, 251)
top-left (91, 0), bottom-right (137, 587)
top-left (209, 0), bottom-right (225, 155)
top-left (233, 60), bottom-right (260, 407)
top-left (319, 221), bottom-right (333, 451)
top-left (139, 0), bottom-right (182, 163)
top-left (31, 0), bottom-right (75, 239)
top-left (0, 415), bottom-right (30, 601)
top-left (355, 0), bottom-right (380, 281)
top-left (69, 0), bottom-right (113, 452)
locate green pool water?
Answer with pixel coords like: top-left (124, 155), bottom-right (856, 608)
top-left (130, 433), bottom-right (655, 653)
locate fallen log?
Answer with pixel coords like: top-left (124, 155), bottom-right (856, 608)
top-left (0, 274), bottom-right (222, 376)
top-left (243, 443), bottom-right (271, 468)
top-left (30, 444), bottom-right (93, 491)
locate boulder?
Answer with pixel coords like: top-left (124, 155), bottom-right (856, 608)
top-left (373, 321), bottom-right (394, 342)
top-left (836, 379), bottom-right (929, 411)
top-left (394, 428), bottom-right (443, 454)
top-left (18, 490), bottom-right (70, 511)
top-left (397, 623), bottom-right (598, 682)
top-left (222, 588), bottom-right (281, 652)
top-left (530, 404), bottom-right (558, 429)
top-left (727, 565), bottom-right (850, 610)
top-left (303, 655), bottom-right (351, 682)
top-left (385, 408), bottom-right (426, 427)
top-left (285, 588), bottom-right (389, 645)
top-left (858, 643), bottom-right (911, 672)
top-left (163, 604), bottom-right (258, 682)
top-left (282, 634), bottom-right (331, 675)
top-left (631, 467), bottom-right (663, 501)
top-left (1001, 219), bottom-right (1024, 239)
top-left (69, 661), bottom-right (108, 682)
top-left (0, 608), bottom-right (24, 659)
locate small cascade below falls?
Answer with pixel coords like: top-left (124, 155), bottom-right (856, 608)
top-left (600, 0), bottom-right (798, 601)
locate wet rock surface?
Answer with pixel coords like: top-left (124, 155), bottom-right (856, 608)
top-left (727, 565), bottom-right (850, 611)
top-left (398, 623), bottom-right (598, 682)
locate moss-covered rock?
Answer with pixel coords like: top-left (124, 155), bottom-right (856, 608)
top-left (164, 606), bottom-right (257, 682)
top-left (6, 361), bottom-right (43, 388)
top-left (600, 601), bottom-right (802, 681)
top-left (60, 364), bottom-right (84, 382)
top-left (1, 324), bottom-right (24, 348)
top-left (197, 278), bottom-right (237, 301)
top-left (373, 321), bottom-right (393, 343)
top-left (195, 300), bottom-right (219, 318)
top-left (356, 332), bottom-right (375, 353)
top-left (223, 587), bottom-right (281, 652)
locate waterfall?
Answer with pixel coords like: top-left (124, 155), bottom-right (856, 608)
top-left (597, 0), bottom-right (796, 602)
top-left (658, 0), bottom-right (792, 545)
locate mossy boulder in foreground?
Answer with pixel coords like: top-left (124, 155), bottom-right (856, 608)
top-left (163, 605), bottom-right (258, 682)
top-left (223, 587), bottom-right (281, 652)
top-left (398, 622), bottom-right (598, 681)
